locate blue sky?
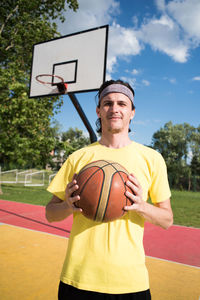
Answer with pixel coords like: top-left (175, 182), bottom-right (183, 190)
top-left (54, 0), bottom-right (200, 146)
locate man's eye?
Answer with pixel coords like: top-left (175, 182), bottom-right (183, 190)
top-left (104, 102), bottom-right (112, 106)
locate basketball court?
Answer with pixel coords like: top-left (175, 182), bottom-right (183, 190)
top-left (0, 199), bottom-right (200, 300)
top-left (1, 25), bottom-right (199, 299)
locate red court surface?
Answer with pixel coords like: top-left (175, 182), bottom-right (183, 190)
top-left (0, 199), bottom-right (200, 267)
top-left (0, 199), bottom-right (72, 238)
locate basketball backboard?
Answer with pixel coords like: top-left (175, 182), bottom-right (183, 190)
top-left (29, 25), bottom-right (108, 98)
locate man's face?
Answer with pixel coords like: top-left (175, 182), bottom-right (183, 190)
top-left (96, 92), bottom-right (135, 134)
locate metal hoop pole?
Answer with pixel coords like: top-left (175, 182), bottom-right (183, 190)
top-left (68, 93), bottom-right (97, 143)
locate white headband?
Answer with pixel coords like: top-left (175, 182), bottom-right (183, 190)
top-left (99, 84), bottom-right (134, 102)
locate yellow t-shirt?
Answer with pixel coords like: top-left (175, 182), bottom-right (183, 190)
top-left (47, 141), bottom-right (171, 294)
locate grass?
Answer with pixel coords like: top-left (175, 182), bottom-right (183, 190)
top-left (0, 184), bottom-right (51, 206)
top-left (171, 190), bottom-right (200, 228)
top-left (0, 184), bottom-right (200, 228)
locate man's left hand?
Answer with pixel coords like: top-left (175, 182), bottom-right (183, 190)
top-left (124, 173), bottom-right (145, 212)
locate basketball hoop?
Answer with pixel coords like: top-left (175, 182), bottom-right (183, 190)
top-left (35, 74), bottom-right (68, 94)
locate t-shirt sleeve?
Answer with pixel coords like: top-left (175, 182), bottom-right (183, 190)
top-left (47, 158), bottom-right (74, 201)
top-left (149, 152), bottom-right (171, 203)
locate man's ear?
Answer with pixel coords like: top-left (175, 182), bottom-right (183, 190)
top-left (130, 109), bottom-right (135, 120)
top-left (96, 106), bottom-right (100, 118)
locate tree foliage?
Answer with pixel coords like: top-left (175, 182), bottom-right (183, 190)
top-left (152, 122), bottom-right (200, 190)
top-left (190, 125), bottom-right (200, 176)
top-left (0, 0), bottom-right (79, 169)
top-left (49, 127), bottom-right (90, 170)
top-left (61, 127), bottom-right (90, 150)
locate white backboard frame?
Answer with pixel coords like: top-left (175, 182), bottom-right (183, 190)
top-left (29, 25), bottom-right (109, 98)
top-left (29, 25), bottom-right (108, 98)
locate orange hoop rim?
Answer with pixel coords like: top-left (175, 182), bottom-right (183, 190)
top-left (35, 74), bottom-right (64, 85)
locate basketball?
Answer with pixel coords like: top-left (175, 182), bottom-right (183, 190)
top-left (74, 160), bottom-right (133, 222)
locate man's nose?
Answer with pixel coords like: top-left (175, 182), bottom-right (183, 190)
top-left (110, 103), bottom-right (119, 112)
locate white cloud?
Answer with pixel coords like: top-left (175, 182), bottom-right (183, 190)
top-left (119, 76), bottom-right (150, 90)
top-left (106, 56), bottom-right (117, 75)
top-left (155, 0), bottom-right (166, 12)
top-left (107, 23), bottom-right (142, 73)
top-left (142, 80), bottom-right (150, 86)
top-left (151, 14), bottom-right (174, 29)
top-left (56, 0), bottom-right (200, 76)
top-left (167, 0), bottom-right (200, 41)
top-left (169, 78), bottom-right (176, 84)
top-left (137, 0), bottom-right (200, 63)
top-left (155, 0), bottom-right (200, 42)
top-left (132, 69), bottom-right (140, 75)
top-left (59, 0), bottom-right (120, 34)
top-left (58, 0), bottom-right (143, 76)
top-left (137, 15), bottom-right (189, 62)
top-left (192, 76), bottom-right (200, 81)
top-left (120, 76), bottom-right (137, 89)
top-left (132, 16), bottom-right (139, 28)
top-left (164, 77), bottom-right (177, 84)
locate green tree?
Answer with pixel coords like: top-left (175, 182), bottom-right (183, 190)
top-left (151, 122), bottom-right (196, 189)
top-left (0, 0), bottom-right (79, 170)
top-left (61, 127), bottom-right (90, 158)
top-left (51, 127), bottom-right (90, 170)
top-left (62, 127), bottom-right (90, 150)
top-left (191, 155), bottom-right (200, 175)
top-left (190, 125), bottom-right (200, 180)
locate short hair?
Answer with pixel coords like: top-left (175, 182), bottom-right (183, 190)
top-left (96, 79), bottom-right (135, 134)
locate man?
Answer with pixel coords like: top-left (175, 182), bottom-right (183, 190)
top-left (46, 79), bottom-right (173, 300)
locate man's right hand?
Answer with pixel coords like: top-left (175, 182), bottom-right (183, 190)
top-left (65, 174), bottom-right (82, 213)
top-left (45, 174), bottom-right (82, 222)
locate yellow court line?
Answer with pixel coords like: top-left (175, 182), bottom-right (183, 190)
top-left (0, 224), bottom-right (200, 300)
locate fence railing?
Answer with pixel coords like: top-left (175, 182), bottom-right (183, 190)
top-left (0, 168), bottom-right (57, 187)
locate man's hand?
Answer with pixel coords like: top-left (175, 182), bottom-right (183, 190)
top-left (46, 174), bottom-right (82, 223)
top-left (65, 174), bottom-right (82, 213)
top-left (124, 173), bottom-right (144, 212)
top-left (123, 173), bottom-right (173, 229)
